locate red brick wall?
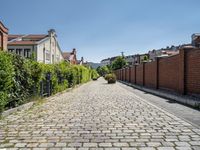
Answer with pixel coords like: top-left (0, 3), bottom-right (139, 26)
top-left (186, 49), bottom-right (200, 95)
top-left (0, 33), bottom-right (2, 49)
top-left (115, 48), bottom-right (200, 97)
top-left (130, 66), bottom-right (136, 84)
top-left (123, 68), bottom-right (126, 81)
top-left (128, 67), bottom-right (132, 83)
top-left (119, 70), bottom-right (121, 80)
top-left (125, 68), bottom-right (129, 82)
top-left (136, 64), bottom-right (143, 85)
top-left (115, 70), bottom-right (119, 80)
top-left (158, 55), bottom-right (180, 92)
top-left (3, 33), bottom-right (8, 50)
top-left (0, 22), bottom-right (8, 50)
top-left (120, 69), bottom-right (122, 80)
top-left (144, 61), bottom-right (157, 88)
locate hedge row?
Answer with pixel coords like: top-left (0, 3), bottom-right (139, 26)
top-left (0, 51), bottom-right (98, 113)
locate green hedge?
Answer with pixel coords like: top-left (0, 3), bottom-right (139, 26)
top-left (0, 51), bottom-right (92, 113)
top-left (91, 69), bottom-right (99, 80)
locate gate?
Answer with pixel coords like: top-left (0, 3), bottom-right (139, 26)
top-left (40, 72), bottom-right (52, 97)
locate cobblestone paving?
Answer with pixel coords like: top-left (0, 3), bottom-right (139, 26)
top-left (0, 78), bottom-right (200, 150)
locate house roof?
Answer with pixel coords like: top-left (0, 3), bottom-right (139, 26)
top-left (0, 21), bottom-right (8, 33)
top-left (24, 34), bottom-right (48, 40)
top-left (62, 52), bottom-right (71, 60)
top-left (8, 40), bottom-right (37, 45)
top-left (8, 34), bottom-right (48, 46)
top-left (8, 35), bottom-right (24, 41)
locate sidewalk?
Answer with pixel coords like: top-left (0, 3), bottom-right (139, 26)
top-left (118, 81), bottom-right (200, 127)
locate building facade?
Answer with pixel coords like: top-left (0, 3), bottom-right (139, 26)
top-left (62, 48), bottom-right (77, 65)
top-left (0, 21), bottom-right (8, 50)
top-left (148, 46), bottom-right (179, 61)
top-left (100, 58), bottom-right (111, 66)
top-left (192, 33), bottom-right (200, 48)
top-left (7, 29), bottom-right (63, 64)
top-left (100, 56), bottom-right (119, 66)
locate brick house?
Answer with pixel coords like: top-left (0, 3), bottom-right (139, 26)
top-left (0, 21), bottom-right (8, 50)
top-left (62, 48), bottom-right (77, 65)
top-left (8, 29), bottom-right (64, 64)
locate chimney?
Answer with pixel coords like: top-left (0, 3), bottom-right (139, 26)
top-left (81, 57), bottom-right (84, 62)
top-left (72, 48), bottom-right (76, 54)
top-left (192, 33), bottom-right (200, 47)
top-left (48, 29), bottom-right (56, 37)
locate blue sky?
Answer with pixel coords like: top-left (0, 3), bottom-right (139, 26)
top-left (1, 0), bottom-right (200, 62)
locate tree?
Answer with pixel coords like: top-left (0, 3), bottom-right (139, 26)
top-left (111, 56), bottom-right (127, 70)
top-left (142, 55), bottom-right (149, 62)
top-left (96, 66), bottom-right (110, 76)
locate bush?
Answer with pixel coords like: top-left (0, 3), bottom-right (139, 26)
top-left (9, 54), bottom-right (35, 107)
top-left (0, 52), bottom-right (14, 112)
top-left (91, 69), bottom-right (99, 80)
top-left (0, 52), bottom-right (93, 113)
top-left (96, 65), bottom-right (111, 76)
top-left (79, 65), bottom-right (91, 83)
top-left (105, 73), bottom-right (116, 84)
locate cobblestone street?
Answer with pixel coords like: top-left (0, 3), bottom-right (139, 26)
top-left (0, 78), bottom-right (200, 150)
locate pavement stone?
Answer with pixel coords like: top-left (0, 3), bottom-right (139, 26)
top-left (0, 78), bottom-right (199, 149)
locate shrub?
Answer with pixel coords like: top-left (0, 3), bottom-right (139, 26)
top-left (96, 65), bottom-right (110, 76)
top-left (0, 51), bottom-right (93, 113)
top-left (9, 54), bottom-right (35, 107)
top-left (79, 65), bottom-right (91, 83)
top-left (0, 52), bottom-right (14, 112)
top-left (91, 69), bottom-right (99, 80)
top-left (104, 74), bottom-right (110, 81)
top-left (105, 73), bottom-right (116, 84)
top-left (111, 56), bottom-right (127, 70)
top-left (54, 61), bottom-right (69, 91)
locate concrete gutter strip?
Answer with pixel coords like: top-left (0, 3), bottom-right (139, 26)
top-left (2, 102), bottom-right (34, 117)
top-left (119, 81), bottom-right (200, 108)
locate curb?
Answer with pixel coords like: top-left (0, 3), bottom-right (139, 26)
top-left (118, 80), bottom-right (200, 109)
top-left (1, 102), bottom-right (34, 117)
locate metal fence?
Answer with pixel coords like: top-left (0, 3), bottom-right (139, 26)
top-left (40, 72), bottom-right (52, 97)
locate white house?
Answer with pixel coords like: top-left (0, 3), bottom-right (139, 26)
top-left (8, 29), bottom-right (64, 64)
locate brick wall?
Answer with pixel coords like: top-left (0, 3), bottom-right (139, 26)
top-left (125, 68), bottom-right (129, 82)
top-left (186, 49), bottom-right (200, 95)
top-left (0, 21), bottom-right (8, 50)
top-left (144, 61), bottom-right (157, 88)
top-left (158, 55), bottom-right (180, 92)
top-left (130, 66), bottom-right (135, 84)
top-left (136, 64), bottom-right (143, 85)
top-left (115, 48), bottom-right (200, 97)
top-left (0, 33), bottom-right (2, 49)
top-left (123, 68), bottom-right (126, 81)
top-left (120, 69), bottom-right (122, 80)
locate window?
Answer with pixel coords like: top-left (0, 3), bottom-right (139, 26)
top-left (24, 49), bottom-right (31, 58)
top-left (16, 49), bottom-right (22, 55)
top-left (56, 55), bottom-right (59, 62)
top-left (46, 51), bottom-right (50, 61)
top-left (43, 48), bottom-right (45, 63)
top-left (8, 49), bottom-right (14, 53)
top-left (52, 54), bottom-right (54, 63)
